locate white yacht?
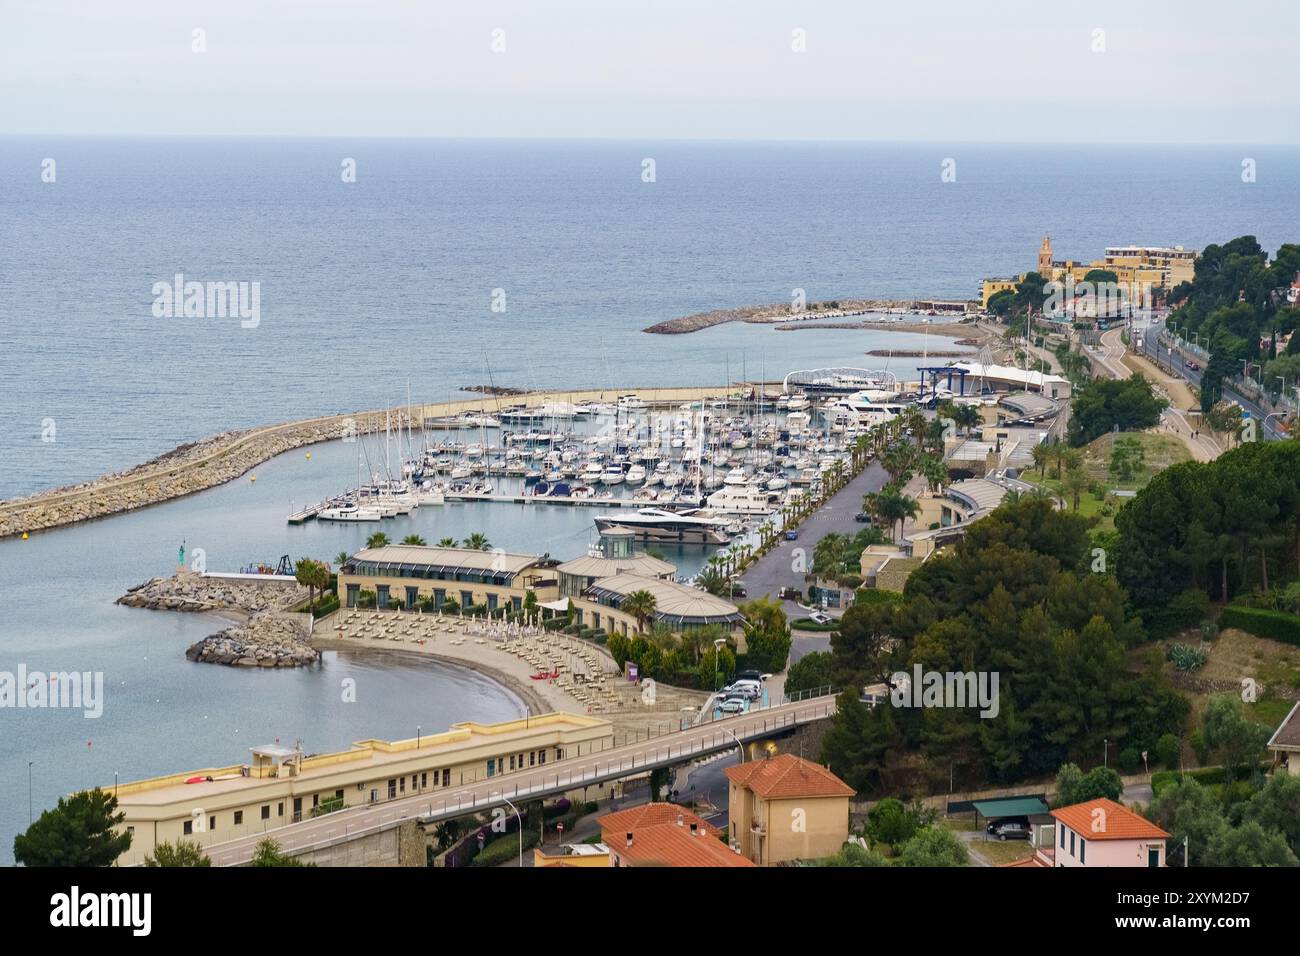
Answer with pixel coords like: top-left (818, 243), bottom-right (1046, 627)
top-left (705, 485), bottom-right (778, 516)
top-left (601, 464), bottom-right (626, 486)
top-left (826, 391), bottom-right (909, 428)
top-left (624, 464), bottom-right (647, 485)
top-left (595, 507), bottom-right (731, 545)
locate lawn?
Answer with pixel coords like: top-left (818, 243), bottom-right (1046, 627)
top-left (1021, 431), bottom-right (1190, 533)
top-left (967, 836), bottom-right (1034, 866)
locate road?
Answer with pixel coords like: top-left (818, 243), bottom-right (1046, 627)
top-left (197, 693), bottom-right (837, 866)
top-left (742, 461), bottom-right (889, 615)
top-left (1100, 327), bottom-right (1222, 462)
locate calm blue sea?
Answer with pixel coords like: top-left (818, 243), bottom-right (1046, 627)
top-left (0, 138), bottom-right (1297, 862)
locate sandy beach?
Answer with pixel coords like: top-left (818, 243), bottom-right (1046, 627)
top-left (311, 612), bottom-right (710, 737)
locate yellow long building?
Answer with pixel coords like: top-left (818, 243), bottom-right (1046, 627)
top-left (107, 712), bottom-right (612, 866)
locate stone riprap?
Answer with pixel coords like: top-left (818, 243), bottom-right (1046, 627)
top-left (116, 572), bottom-right (309, 615)
top-left (0, 409), bottom-right (411, 539)
top-left (185, 614), bottom-right (318, 668)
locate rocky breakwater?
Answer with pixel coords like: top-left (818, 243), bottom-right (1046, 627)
top-left (117, 572), bottom-right (320, 668)
top-left (0, 408), bottom-right (411, 539)
top-left (185, 614), bottom-right (318, 668)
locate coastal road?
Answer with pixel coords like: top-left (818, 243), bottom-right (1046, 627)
top-left (197, 694), bottom-right (837, 866)
top-left (742, 461), bottom-right (889, 616)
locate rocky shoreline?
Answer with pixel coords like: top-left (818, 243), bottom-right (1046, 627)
top-left (0, 409), bottom-right (411, 540)
top-left (118, 572), bottom-right (320, 668)
top-left (187, 615), bottom-right (319, 668)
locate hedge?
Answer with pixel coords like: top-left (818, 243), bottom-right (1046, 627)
top-left (791, 618), bottom-right (839, 632)
top-left (1219, 606), bottom-right (1300, 646)
top-left (853, 588), bottom-right (903, 606)
top-left (1151, 763), bottom-right (1272, 796)
top-left (471, 829), bottom-right (540, 866)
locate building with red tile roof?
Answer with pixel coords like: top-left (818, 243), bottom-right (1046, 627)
top-left (1047, 798), bottom-right (1167, 867)
top-left (724, 754), bottom-right (854, 865)
top-left (598, 803), bottom-right (753, 868)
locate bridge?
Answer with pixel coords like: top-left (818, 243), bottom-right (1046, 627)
top-left (199, 693), bottom-right (839, 866)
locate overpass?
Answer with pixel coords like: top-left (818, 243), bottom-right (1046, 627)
top-left (199, 693), bottom-right (839, 866)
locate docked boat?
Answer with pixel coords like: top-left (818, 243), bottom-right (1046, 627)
top-left (317, 503), bottom-right (382, 522)
top-left (705, 484), bottom-right (778, 516)
top-left (594, 507), bottom-right (731, 545)
top-left (624, 464), bottom-right (647, 485)
top-left (601, 465), bottom-right (625, 486)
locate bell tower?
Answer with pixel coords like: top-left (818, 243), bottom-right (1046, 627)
top-left (1037, 236), bottom-right (1053, 277)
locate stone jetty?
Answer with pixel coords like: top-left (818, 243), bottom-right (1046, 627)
top-left (0, 409), bottom-right (411, 540)
top-left (642, 299), bottom-right (922, 334)
top-left (185, 614), bottom-right (318, 668)
top-left (118, 572), bottom-right (319, 668)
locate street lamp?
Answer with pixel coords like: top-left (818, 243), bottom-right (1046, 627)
top-left (28, 761), bottom-right (33, 825)
top-left (416, 725), bottom-right (421, 749)
top-left (713, 638), bottom-right (727, 693)
top-left (719, 726), bottom-right (746, 764)
top-left (1103, 738), bottom-right (1109, 769)
top-left (492, 793), bottom-right (524, 867)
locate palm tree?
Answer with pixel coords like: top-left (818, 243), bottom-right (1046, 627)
top-left (462, 533), bottom-right (491, 551)
top-left (919, 454), bottom-right (949, 494)
top-left (621, 590), bottom-right (658, 634)
top-left (334, 551), bottom-right (350, 568)
top-left (953, 403), bottom-right (982, 436)
top-left (1030, 443), bottom-right (1051, 478)
top-left (365, 531), bottom-right (390, 550)
top-left (866, 487), bottom-right (920, 544)
top-left (882, 444), bottom-right (915, 484)
top-left (437, 537), bottom-right (457, 548)
top-left (1062, 465), bottom-right (1090, 512)
top-left (295, 557), bottom-right (329, 611)
top-left (401, 534), bottom-right (427, 546)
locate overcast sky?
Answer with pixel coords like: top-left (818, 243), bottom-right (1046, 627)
top-left (2, 0), bottom-right (1296, 142)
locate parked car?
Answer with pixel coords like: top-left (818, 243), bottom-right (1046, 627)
top-left (778, 586), bottom-right (802, 601)
top-left (986, 818), bottom-right (1030, 841)
top-left (734, 669), bottom-right (765, 683)
top-left (718, 697), bottom-right (747, 714)
top-left (785, 530), bottom-right (799, 541)
top-left (1186, 360), bottom-right (1201, 372)
top-left (854, 511), bottom-right (874, 524)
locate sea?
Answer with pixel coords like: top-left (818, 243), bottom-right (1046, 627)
top-left (1, 137), bottom-right (1297, 861)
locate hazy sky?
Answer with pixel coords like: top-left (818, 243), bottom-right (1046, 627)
top-left (2, 0), bottom-right (1297, 142)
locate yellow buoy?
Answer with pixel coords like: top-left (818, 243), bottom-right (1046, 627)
top-left (305, 452), bottom-right (311, 460)
top-left (22, 532), bottom-right (28, 540)
top-left (250, 475), bottom-right (257, 483)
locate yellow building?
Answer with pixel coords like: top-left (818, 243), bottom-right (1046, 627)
top-left (724, 753), bottom-right (854, 865)
top-left (338, 544), bottom-right (559, 613)
top-left (107, 712), bottom-right (612, 866)
top-left (977, 278), bottom-right (1019, 308)
top-left (532, 843), bottom-right (612, 867)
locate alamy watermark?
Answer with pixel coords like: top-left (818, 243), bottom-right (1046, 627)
top-left (891, 664), bottom-right (1000, 718)
top-left (152, 273), bottom-right (261, 329)
top-left (1, 665), bottom-right (104, 718)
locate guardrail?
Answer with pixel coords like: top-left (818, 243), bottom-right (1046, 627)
top-left (202, 695), bottom-right (839, 865)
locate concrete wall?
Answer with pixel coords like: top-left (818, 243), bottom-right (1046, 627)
top-left (293, 819), bottom-right (427, 867)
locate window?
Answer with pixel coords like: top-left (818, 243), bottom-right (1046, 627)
top-left (539, 749), bottom-right (546, 765)
top-left (593, 612), bottom-right (600, 630)
top-left (1059, 824), bottom-right (1065, 848)
top-left (234, 811), bottom-right (243, 826)
top-left (406, 586), bottom-right (420, 608)
top-left (278, 802), bottom-right (284, 817)
top-left (1080, 838), bottom-right (1086, 864)
top-left (512, 596), bottom-right (522, 611)
top-left (442, 769), bottom-right (450, 787)
top-left (312, 794), bottom-right (320, 808)
top-left (127, 826), bottom-right (135, 836)
top-left (399, 777), bottom-right (406, 794)
top-left (411, 775), bottom-right (417, 791)
top-left (510, 754), bottom-right (516, 770)
top-left (487, 759), bottom-right (496, 777)
top-left (529, 751), bottom-right (536, 767)
top-left (209, 816), bottom-right (216, 831)
top-left (184, 820), bottom-right (193, 835)
top-left (377, 584), bottom-right (390, 609)
top-left (487, 594), bottom-right (498, 612)
top-left (434, 589), bottom-right (445, 607)
top-left (461, 590), bottom-right (474, 608)
top-left (555, 747), bottom-right (563, 761)
top-left (388, 778), bottom-right (397, 799)
top-left (1069, 831), bottom-right (1075, 856)
top-left (346, 583), bottom-right (359, 607)
top-left (421, 773), bottom-right (427, 789)
top-left (261, 805), bottom-right (270, 820)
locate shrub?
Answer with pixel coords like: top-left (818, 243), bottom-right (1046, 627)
top-left (1167, 643), bottom-right (1210, 671)
top-left (1118, 747), bottom-right (1140, 774)
top-left (853, 588), bottom-right (903, 606)
top-left (471, 829), bottom-right (540, 867)
top-left (1219, 606), bottom-right (1300, 646)
top-left (1154, 733), bottom-right (1181, 769)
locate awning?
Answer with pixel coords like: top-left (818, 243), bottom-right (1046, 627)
top-left (539, 599), bottom-right (571, 611)
top-left (971, 797), bottom-right (1050, 819)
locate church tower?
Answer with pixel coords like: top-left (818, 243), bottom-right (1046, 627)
top-left (1037, 236), bottom-right (1053, 277)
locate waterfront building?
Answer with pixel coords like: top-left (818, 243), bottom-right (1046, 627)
top-left (338, 544), bottom-right (559, 613)
top-left (982, 237), bottom-right (1197, 311)
top-left (724, 753), bottom-right (854, 865)
top-left (573, 572), bottom-right (746, 647)
top-left (107, 712), bottom-right (613, 866)
top-left (599, 803), bottom-right (754, 868)
top-left (555, 529), bottom-right (676, 600)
